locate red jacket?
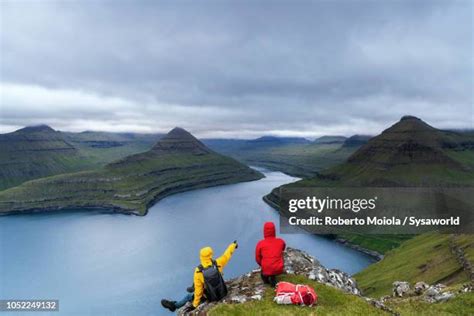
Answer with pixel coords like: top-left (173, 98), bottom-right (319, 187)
top-left (255, 222), bottom-right (286, 276)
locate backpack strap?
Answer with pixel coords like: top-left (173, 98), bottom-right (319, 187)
top-left (197, 260), bottom-right (220, 272)
top-left (212, 259), bottom-right (221, 269)
top-left (197, 264), bottom-right (204, 273)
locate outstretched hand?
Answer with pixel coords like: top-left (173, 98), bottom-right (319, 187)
top-left (233, 240), bottom-right (238, 249)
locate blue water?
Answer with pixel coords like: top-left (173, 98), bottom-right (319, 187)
top-left (0, 169), bottom-right (374, 316)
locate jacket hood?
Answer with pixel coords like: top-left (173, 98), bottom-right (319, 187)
top-left (263, 222), bottom-right (276, 238)
top-left (199, 246), bottom-right (214, 267)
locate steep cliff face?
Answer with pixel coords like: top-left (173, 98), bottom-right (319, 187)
top-left (0, 127), bottom-right (263, 215)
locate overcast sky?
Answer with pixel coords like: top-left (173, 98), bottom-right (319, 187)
top-left (0, 0), bottom-right (472, 138)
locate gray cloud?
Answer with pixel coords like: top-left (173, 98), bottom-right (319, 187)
top-left (0, 0), bottom-right (472, 137)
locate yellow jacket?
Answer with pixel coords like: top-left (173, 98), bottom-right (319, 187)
top-left (192, 242), bottom-right (237, 307)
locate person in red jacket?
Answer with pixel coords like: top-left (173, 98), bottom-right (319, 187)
top-left (255, 221), bottom-right (286, 287)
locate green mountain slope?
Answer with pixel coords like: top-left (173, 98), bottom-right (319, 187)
top-left (354, 233), bottom-right (474, 315)
top-left (0, 125), bottom-right (93, 190)
top-left (355, 233), bottom-right (472, 297)
top-left (0, 127), bottom-right (263, 215)
top-left (264, 116), bottom-right (474, 253)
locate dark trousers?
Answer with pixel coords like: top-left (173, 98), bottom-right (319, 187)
top-left (260, 273), bottom-right (277, 287)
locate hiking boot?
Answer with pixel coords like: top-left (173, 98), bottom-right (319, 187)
top-left (161, 299), bottom-right (177, 312)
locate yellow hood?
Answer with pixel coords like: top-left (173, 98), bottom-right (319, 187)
top-left (200, 246), bottom-right (213, 267)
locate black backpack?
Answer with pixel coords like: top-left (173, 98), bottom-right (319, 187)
top-left (197, 259), bottom-right (228, 302)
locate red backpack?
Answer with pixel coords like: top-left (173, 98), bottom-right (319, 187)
top-left (274, 281), bottom-right (318, 306)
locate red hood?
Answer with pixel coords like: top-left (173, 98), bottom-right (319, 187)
top-left (263, 222), bottom-right (276, 238)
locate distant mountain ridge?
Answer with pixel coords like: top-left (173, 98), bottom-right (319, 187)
top-left (247, 136), bottom-right (310, 145)
top-left (204, 134), bottom-right (362, 178)
top-left (313, 135), bottom-right (347, 144)
top-left (342, 135), bottom-right (371, 147)
top-left (64, 130), bottom-right (162, 149)
top-left (0, 127), bottom-right (263, 215)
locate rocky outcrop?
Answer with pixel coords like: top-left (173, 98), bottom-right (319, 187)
top-left (178, 247), bottom-right (366, 315)
top-left (392, 281), bottom-right (410, 297)
top-left (284, 248), bottom-right (360, 295)
top-left (176, 247), bottom-right (472, 315)
top-left (389, 280), bottom-right (472, 304)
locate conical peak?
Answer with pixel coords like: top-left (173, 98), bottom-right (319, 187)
top-left (388, 115), bottom-right (436, 133)
top-left (17, 124), bottom-right (56, 133)
top-left (347, 116), bottom-right (455, 166)
top-left (400, 115), bottom-right (421, 122)
top-left (166, 127), bottom-right (195, 139)
top-left (152, 127), bottom-right (210, 154)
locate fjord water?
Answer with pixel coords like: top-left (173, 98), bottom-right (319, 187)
top-left (0, 169), bottom-right (374, 316)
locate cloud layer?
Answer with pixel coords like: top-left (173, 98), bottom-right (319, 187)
top-left (1, 0), bottom-right (472, 137)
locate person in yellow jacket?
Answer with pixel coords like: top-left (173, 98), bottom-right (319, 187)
top-left (161, 241), bottom-right (238, 313)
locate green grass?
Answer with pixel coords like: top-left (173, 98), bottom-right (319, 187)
top-left (354, 233), bottom-right (471, 298)
top-left (209, 274), bottom-right (388, 316)
top-left (446, 149), bottom-right (474, 169)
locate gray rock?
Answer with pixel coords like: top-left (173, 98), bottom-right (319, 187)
top-left (392, 281), bottom-right (410, 297)
top-left (230, 295), bottom-right (247, 303)
top-left (433, 292), bottom-right (455, 302)
top-left (414, 281), bottom-right (429, 295)
top-left (425, 286), bottom-right (440, 297)
top-left (423, 283), bottom-right (456, 303)
top-left (425, 283), bottom-right (446, 297)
